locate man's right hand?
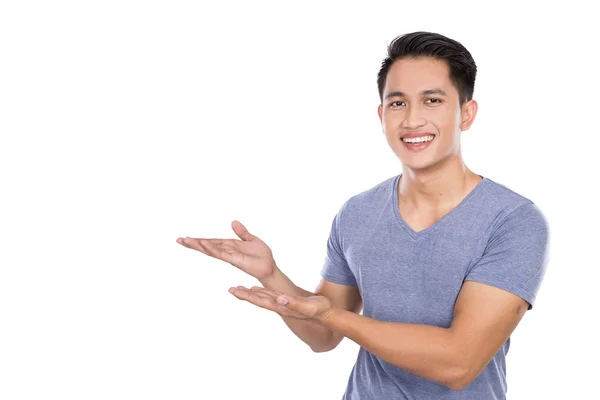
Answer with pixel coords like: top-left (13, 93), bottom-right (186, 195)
top-left (176, 220), bottom-right (276, 280)
top-left (177, 219), bottom-right (363, 352)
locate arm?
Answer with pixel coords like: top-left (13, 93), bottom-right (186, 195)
top-left (259, 269), bottom-right (362, 352)
top-left (176, 219), bottom-right (362, 352)
top-left (318, 281), bottom-right (528, 390)
top-left (220, 204), bottom-right (548, 390)
top-left (313, 202), bottom-right (549, 390)
top-left (233, 280), bottom-right (528, 390)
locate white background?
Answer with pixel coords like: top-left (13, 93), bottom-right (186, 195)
top-left (1, 1), bottom-right (598, 399)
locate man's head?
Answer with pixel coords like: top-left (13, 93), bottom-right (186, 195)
top-left (377, 31), bottom-right (478, 172)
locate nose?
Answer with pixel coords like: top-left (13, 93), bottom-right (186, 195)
top-left (401, 105), bottom-right (427, 129)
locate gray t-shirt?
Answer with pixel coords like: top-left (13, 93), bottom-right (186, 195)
top-left (320, 174), bottom-right (550, 400)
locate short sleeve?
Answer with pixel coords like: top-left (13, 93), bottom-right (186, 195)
top-left (465, 202), bottom-right (550, 310)
top-left (320, 204), bottom-right (358, 286)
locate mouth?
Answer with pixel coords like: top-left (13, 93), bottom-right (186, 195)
top-left (400, 134), bottom-right (435, 152)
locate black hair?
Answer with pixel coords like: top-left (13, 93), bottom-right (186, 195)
top-left (377, 31), bottom-right (477, 105)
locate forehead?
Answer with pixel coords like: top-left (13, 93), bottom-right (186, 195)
top-left (384, 57), bottom-right (455, 95)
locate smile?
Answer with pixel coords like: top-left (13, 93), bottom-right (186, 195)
top-left (401, 135), bottom-right (434, 143)
top-left (401, 135), bottom-right (435, 152)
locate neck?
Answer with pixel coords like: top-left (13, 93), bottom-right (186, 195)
top-left (398, 155), bottom-right (481, 209)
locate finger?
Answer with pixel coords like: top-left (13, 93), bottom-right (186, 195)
top-left (202, 240), bottom-right (234, 253)
top-left (231, 220), bottom-right (255, 242)
top-left (194, 238), bottom-right (241, 247)
top-left (176, 237), bottom-right (192, 247)
top-left (195, 239), bottom-right (242, 256)
top-left (177, 237), bottom-right (234, 249)
top-left (177, 237), bottom-right (209, 255)
top-left (201, 240), bottom-right (240, 264)
top-left (230, 286), bottom-right (279, 311)
top-left (218, 240), bottom-right (241, 252)
top-left (275, 294), bottom-right (313, 316)
top-left (189, 238), bottom-right (233, 249)
top-left (232, 286), bottom-right (269, 297)
top-left (240, 287), bottom-right (273, 300)
top-left (249, 286), bottom-right (283, 298)
top-left (180, 237), bottom-right (242, 266)
top-left (230, 287), bottom-right (304, 317)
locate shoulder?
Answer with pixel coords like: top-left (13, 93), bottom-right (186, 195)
top-left (481, 177), bottom-right (533, 209)
top-left (342, 174), bottom-right (397, 213)
top-left (332, 174), bottom-right (397, 232)
top-left (479, 177), bottom-right (549, 242)
top-left (479, 177), bottom-right (548, 227)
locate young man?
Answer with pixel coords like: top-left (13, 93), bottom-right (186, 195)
top-left (177, 31), bottom-right (549, 399)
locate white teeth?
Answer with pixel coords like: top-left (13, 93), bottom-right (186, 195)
top-left (402, 135), bottom-right (434, 143)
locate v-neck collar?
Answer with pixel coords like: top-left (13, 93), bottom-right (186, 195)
top-left (392, 173), bottom-right (488, 239)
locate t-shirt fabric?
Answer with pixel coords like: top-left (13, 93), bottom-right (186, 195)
top-left (320, 174), bottom-right (550, 400)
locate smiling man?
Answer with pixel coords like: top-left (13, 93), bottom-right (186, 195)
top-left (177, 31), bottom-right (550, 399)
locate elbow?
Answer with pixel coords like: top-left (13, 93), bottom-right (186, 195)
top-left (439, 345), bottom-right (479, 391)
top-left (441, 364), bottom-right (474, 391)
top-left (440, 364), bottom-right (475, 391)
top-left (310, 333), bottom-right (340, 353)
top-left (446, 378), bottom-right (471, 392)
top-left (310, 343), bottom-right (336, 353)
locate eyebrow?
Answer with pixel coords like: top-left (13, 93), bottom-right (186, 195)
top-left (384, 88), bottom-right (448, 100)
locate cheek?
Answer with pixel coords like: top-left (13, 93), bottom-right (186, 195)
top-left (431, 111), bottom-right (459, 132)
top-left (382, 116), bottom-right (396, 133)
top-left (384, 112), bottom-right (405, 128)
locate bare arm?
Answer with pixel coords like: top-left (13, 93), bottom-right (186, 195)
top-left (317, 281), bottom-right (528, 390)
top-left (228, 273), bottom-right (529, 390)
top-left (177, 220), bottom-right (362, 352)
top-left (259, 268), bottom-right (362, 352)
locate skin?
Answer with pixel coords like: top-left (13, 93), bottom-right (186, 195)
top-left (378, 57), bottom-right (483, 231)
top-left (176, 56), bottom-right (529, 391)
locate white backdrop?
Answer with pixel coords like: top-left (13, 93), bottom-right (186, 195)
top-left (1, 1), bottom-right (598, 399)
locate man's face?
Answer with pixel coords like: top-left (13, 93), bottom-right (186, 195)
top-left (378, 57), bottom-right (476, 171)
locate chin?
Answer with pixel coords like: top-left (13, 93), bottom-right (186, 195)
top-left (391, 140), bottom-right (441, 170)
top-left (399, 155), bottom-right (441, 171)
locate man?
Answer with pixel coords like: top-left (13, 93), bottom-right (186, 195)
top-left (177, 31), bottom-right (549, 399)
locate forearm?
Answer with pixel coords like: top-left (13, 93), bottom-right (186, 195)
top-left (320, 309), bottom-right (466, 389)
top-left (259, 267), bottom-right (336, 352)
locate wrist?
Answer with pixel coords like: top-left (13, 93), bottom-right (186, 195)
top-left (316, 306), bottom-right (341, 325)
top-left (258, 264), bottom-right (285, 289)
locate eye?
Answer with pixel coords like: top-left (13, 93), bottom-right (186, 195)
top-left (390, 101), bottom-right (405, 107)
top-left (425, 98), bottom-right (442, 105)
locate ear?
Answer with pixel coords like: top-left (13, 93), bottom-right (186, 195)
top-left (377, 103), bottom-right (383, 127)
top-left (460, 99), bottom-right (478, 131)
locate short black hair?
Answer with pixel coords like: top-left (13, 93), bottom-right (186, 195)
top-left (377, 31), bottom-right (477, 105)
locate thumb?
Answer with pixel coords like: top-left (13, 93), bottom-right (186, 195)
top-left (231, 220), bottom-right (255, 241)
top-left (277, 294), bottom-right (311, 315)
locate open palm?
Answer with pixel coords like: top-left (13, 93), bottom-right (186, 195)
top-left (176, 220), bottom-right (275, 279)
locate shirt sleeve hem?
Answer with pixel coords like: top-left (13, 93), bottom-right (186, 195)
top-left (320, 269), bottom-right (358, 287)
top-left (463, 277), bottom-right (537, 310)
